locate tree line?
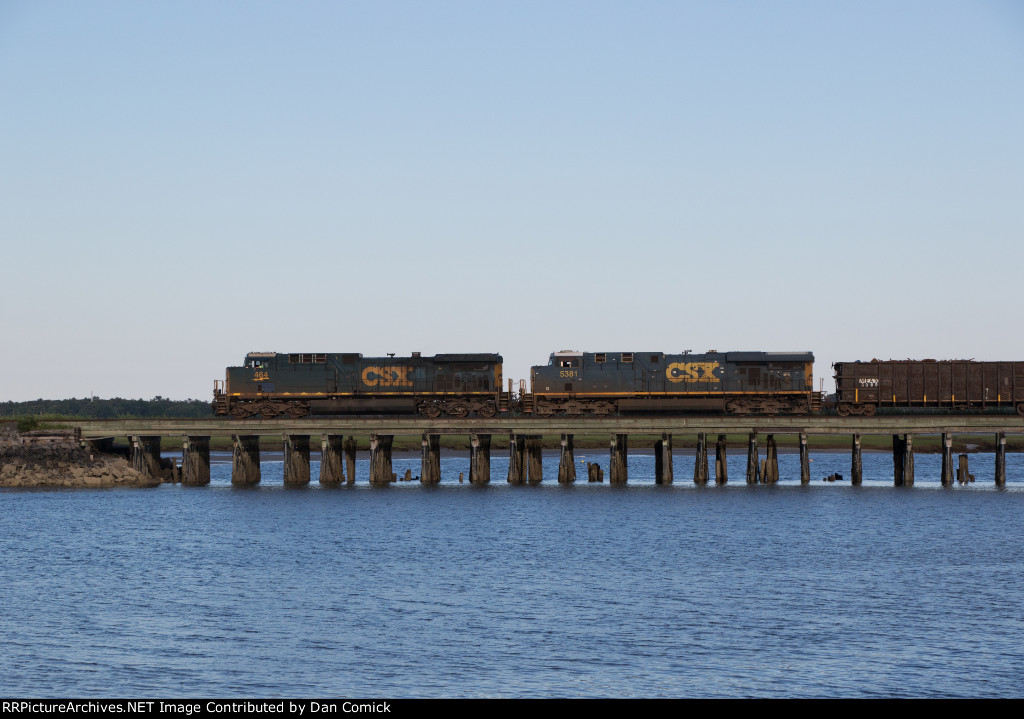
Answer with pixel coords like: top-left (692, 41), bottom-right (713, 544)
top-left (0, 396), bottom-right (212, 419)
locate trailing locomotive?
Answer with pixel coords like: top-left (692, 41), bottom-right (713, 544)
top-left (833, 360), bottom-right (1024, 416)
top-left (213, 351), bottom-right (504, 419)
top-left (527, 350), bottom-right (819, 416)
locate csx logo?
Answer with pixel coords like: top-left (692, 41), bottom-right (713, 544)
top-left (362, 366), bottom-right (414, 387)
top-left (666, 362), bottom-right (720, 384)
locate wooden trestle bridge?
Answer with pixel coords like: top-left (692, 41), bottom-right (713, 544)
top-left (65, 415), bottom-right (1023, 488)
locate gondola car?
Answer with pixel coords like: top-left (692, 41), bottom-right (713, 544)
top-left (527, 350), bottom-right (819, 416)
top-left (833, 360), bottom-right (1024, 416)
top-left (213, 351), bottom-right (504, 418)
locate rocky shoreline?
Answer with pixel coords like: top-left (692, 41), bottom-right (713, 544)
top-left (0, 427), bottom-right (160, 488)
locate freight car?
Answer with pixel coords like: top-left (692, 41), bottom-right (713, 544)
top-left (833, 360), bottom-right (1024, 416)
top-left (527, 350), bottom-right (819, 416)
top-left (213, 351), bottom-right (504, 418)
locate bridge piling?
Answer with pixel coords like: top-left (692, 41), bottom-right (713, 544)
top-left (283, 435), bottom-right (310, 486)
top-left (369, 434), bottom-right (394, 485)
top-left (131, 435), bottom-right (164, 481)
top-left (715, 435), bottom-right (728, 485)
top-left (344, 436), bottom-right (357, 485)
top-left (507, 434), bottom-right (526, 484)
top-left (469, 433), bottom-right (491, 484)
top-left (764, 434), bottom-right (778, 484)
top-left (655, 433), bottom-right (673, 485)
top-left (609, 434), bottom-right (628, 484)
top-left (957, 453), bottom-right (974, 484)
top-left (421, 434), bottom-right (441, 485)
top-left (182, 436), bottom-right (210, 486)
top-left (319, 434), bottom-right (345, 486)
top-left (799, 433), bottom-right (810, 484)
top-left (558, 434), bottom-right (575, 484)
top-left (231, 435), bottom-right (260, 485)
top-left (526, 436), bottom-right (543, 484)
top-left (746, 432), bottom-right (759, 485)
top-left (941, 433), bottom-right (954, 486)
top-left (996, 432), bottom-right (1006, 487)
top-left (693, 433), bottom-right (708, 485)
top-left (851, 434), bottom-right (862, 486)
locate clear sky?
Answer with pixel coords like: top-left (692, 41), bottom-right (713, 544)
top-left (2, 0), bottom-right (1022, 401)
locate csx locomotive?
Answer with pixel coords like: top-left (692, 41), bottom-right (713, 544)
top-left (213, 348), bottom-right (823, 418)
top-left (528, 350), bottom-right (818, 416)
top-left (213, 351), bottom-right (504, 418)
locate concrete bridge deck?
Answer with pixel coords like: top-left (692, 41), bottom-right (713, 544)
top-left (66, 415), bottom-right (1024, 438)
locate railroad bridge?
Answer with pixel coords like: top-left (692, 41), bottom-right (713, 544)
top-left (66, 416), bottom-right (1023, 488)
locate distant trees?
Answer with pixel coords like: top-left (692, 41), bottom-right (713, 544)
top-left (0, 397), bottom-right (213, 419)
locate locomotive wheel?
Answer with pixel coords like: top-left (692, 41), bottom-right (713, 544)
top-left (862, 404), bottom-right (877, 417)
top-left (230, 406), bottom-right (249, 418)
top-left (286, 405), bottom-right (308, 419)
top-left (1017, 403), bottom-right (1024, 417)
top-left (259, 404), bottom-right (278, 418)
top-left (837, 404), bottom-right (851, 417)
top-left (477, 404), bottom-right (497, 418)
top-left (421, 403), bottom-right (442, 418)
top-left (448, 404), bottom-right (470, 419)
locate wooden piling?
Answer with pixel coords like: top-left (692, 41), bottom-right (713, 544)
top-left (996, 432), bottom-right (1006, 487)
top-left (526, 436), bottom-right (543, 484)
top-left (941, 433), bottom-right (953, 487)
top-left (231, 435), bottom-right (260, 486)
top-left (715, 435), bottom-right (728, 485)
top-left (132, 435), bottom-right (164, 480)
top-left (957, 453), bottom-right (974, 484)
top-left (609, 434), bottom-right (628, 484)
top-left (344, 436), bottom-right (357, 485)
top-left (587, 462), bottom-right (604, 482)
top-left (746, 432), bottom-right (759, 485)
top-left (655, 433), bottom-right (673, 485)
top-left (182, 436), bottom-right (211, 486)
top-left (421, 433), bottom-right (441, 485)
top-left (469, 433), bottom-right (491, 484)
top-left (851, 434), bottom-right (862, 486)
top-left (283, 435), bottom-right (311, 486)
top-left (764, 434), bottom-right (778, 484)
top-left (319, 434), bottom-right (345, 486)
top-left (799, 433), bottom-right (810, 485)
top-left (904, 434), bottom-right (914, 486)
top-left (693, 433), bottom-right (708, 485)
top-left (893, 435), bottom-right (906, 486)
top-left (369, 434), bottom-right (394, 485)
top-left (507, 434), bottom-right (526, 485)
top-left (558, 434), bottom-right (576, 484)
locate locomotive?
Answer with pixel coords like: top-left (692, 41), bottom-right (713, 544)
top-left (528, 350), bottom-right (819, 416)
top-left (833, 360), bottom-right (1024, 416)
top-left (212, 351), bottom-right (504, 418)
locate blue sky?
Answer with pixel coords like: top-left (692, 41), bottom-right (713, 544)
top-left (2, 1), bottom-right (1022, 401)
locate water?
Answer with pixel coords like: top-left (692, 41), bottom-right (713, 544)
top-left (2, 450), bottom-right (1023, 698)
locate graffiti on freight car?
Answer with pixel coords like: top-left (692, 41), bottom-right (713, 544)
top-left (361, 366), bottom-right (414, 387)
top-left (666, 362), bottom-right (720, 384)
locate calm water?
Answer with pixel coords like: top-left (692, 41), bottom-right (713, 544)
top-left (2, 449), bottom-right (1023, 698)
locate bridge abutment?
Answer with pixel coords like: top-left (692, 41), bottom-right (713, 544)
top-left (715, 435), bottom-right (728, 485)
top-left (284, 435), bottom-right (310, 486)
top-left (319, 434), bottom-right (345, 486)
top-left (655, 433), bottom-right (672, 485)
top-left (369, 434), bottom-right (394, 485)
top-left (421, 433), bottom-right (441, 485)
top-left (609, 434), bottom-right (628, 484)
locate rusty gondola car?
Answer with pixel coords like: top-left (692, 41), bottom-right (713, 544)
top-left (213, 351), bottom-right (504, 419)
top-left (833, 360), bottom-right (1024, 416)
top-left (527, 350), bottom-right (820, 416)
